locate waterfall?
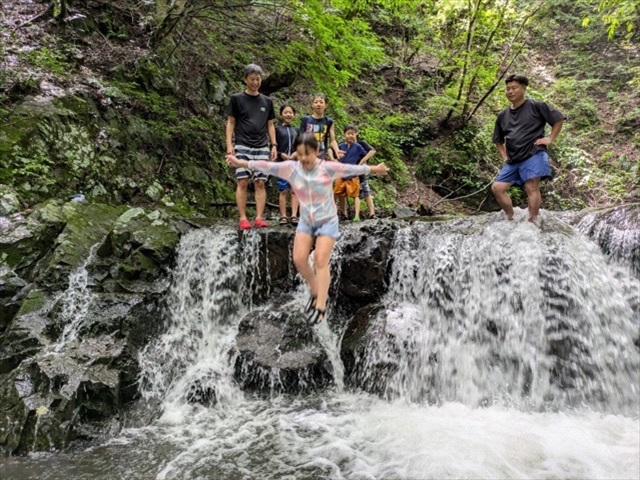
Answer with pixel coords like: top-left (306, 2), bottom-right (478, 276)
top-left (352, 214), bottom-right (639, 414)
top-left (138, 228), bottom-right (271, 408)
top-left (4, 212), bottom-right (638, 480)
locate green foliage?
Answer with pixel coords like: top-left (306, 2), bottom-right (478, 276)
top-left (25, 48), bottom-right (69, 75)
top-left (415, 123), bottom-right (495, 198)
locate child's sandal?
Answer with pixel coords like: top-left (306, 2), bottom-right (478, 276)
top-left (306, 307), bottom-right (326, 326)
top-left (279, 216), bottom-right (289, 225)
top-left (290, 216), bottom-right (298, 225)
top-left (305, 293), bottom-right (317, 312)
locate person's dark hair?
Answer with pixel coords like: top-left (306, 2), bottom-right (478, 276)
top-left (279, 104), bottom-right (296, 115)
top-left (505, 74), bottom-right (529, 87)
top-left (313, 93), bottom-right (328, 102)
top-left (295, 132), bottom-right (318, 152)
top-left (344, 124), bottom-right (359, 133)
top-left (243, 64), bottom-right (263, 78)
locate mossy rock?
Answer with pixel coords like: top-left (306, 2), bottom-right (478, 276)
top-left (34, 202), bottom-right (127, 287)
top-left (103, 207), bottom-right (180, 263)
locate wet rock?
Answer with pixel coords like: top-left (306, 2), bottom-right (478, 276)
top-left (33, 202), bottom-right (127, 288)
top-left (186, 370), bottom-right (220, 407)
top-left (0, 335), bottom-right (136, 454)
top-left (337, 222), bottom-right (397, 313)
top-left (573, 203), bottom-right (640, 277)
top-left (0, 200), bottom-right (67, 278)
top-left (0, 266), bottom-right (29, 334)
top-left (248, 229), bottom-right (296, 301)
top-left (0, 289), bottom-right (52, 374)
top-left (233, 304), bottom-right (333, 394)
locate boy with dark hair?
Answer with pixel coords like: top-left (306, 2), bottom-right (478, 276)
top-left (491, 74), bottom-right (565, 223)
top-left (225, 63), bottom-right (277, 230)
top-left (299, 93), bottom-right (343, 161)
top-left (334, 125), bottom-right (367, 222)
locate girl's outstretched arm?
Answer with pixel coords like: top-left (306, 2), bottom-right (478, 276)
top-left (226, 154), bottom-right (294, 179)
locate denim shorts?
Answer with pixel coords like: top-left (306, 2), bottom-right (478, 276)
top-left (358, 175), bottom-right (371, 199)
top-left (234, 144), bottom-right (269, 182)
top-left (495, 151), bottom-right (552, 186)
top-left (296, 217), bottom-right (341, 240)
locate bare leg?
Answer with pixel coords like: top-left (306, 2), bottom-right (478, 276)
top-left (293, 232), bottom-right (317, 297)
top-left (524, 178), bottom-right (542, 222)
top-left (254, 179), bottom-right (267, 220)
top-left (236, 179), bottom-right (249, 221)
top-left (354, 197), bottom-right (361, 219)
top-left (279, 190), bottom-right (287, 218)
top-left (365, 195), bottom-right (375, 216)
top-left (338, 197), bottom-right (347, 217)
top-left (312, 235), bottom-right (336, 311)
top-left (491, 181), bottom-right (515, 220)
top-left (291, 192), bottom-right (299, 218)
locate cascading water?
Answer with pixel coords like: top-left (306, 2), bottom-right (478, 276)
top-left (138, 228), bottom-right (264, 408)
top-left (2, 211), bottom-right (638, 480)
top-left (352, 215), bottom-right (639, 415)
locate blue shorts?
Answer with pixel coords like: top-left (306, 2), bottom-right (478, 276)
top-left (296, 218), bottom-right (341, 240)
top-left (495, 151), bottom-right (552, 186)
top-left (234, 145), bottom-right (269, 182)
top-left (278, 178), bottom-right (291, 192)
top-left (358, 174), bottom-right (371, 199)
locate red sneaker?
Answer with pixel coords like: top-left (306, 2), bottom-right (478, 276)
top-left (239, 219), bottom-right (252, 230)
top-left (253, 218), bottom-right (268, 228)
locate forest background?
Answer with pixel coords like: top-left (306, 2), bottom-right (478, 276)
top-left (1, 0), bottom-right (638, 218)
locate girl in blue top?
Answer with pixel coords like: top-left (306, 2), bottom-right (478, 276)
top-left (275, 105), bottom-right (299, 225)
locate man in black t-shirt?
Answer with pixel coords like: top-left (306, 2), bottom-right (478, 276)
top-left (225, 64), bottom-right (277, 230)
top-left (491, 74), bottom-right (565, 223)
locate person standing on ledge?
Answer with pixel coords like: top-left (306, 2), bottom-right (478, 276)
top-left (491, 74), bottom-right (565, 223)
top-left (226, 64), bottom-right (278, 230)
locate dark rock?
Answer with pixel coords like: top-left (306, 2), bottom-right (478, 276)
top-left (336, 222), bottom-right (397, 313)
top-left (573, 203), bottom-right (640, 277)
top-left (0, 266), bottom-right (29, 334)
top-left (233, 304), bottom-right (333, 394)
top-left (186, 370), bottom-right (220, 407)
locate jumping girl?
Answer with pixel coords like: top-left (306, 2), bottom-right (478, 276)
top-left (226, 133), bottom-right (389, 325)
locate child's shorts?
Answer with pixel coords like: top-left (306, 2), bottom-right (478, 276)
top-left (358, 174), bottom-right (371, 199)
top-left (333, 177), bottom-right (360, 198)
top-left (278, 178), bottom-right (291, 192)
top-left (296, 218), bottom-right (341, 240)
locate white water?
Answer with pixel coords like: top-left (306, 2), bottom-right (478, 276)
top-left (2, 211), bottom-right (638, 480)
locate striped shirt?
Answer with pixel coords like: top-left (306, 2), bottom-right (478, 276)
top-left (248, 159), bottom-right (371, 227)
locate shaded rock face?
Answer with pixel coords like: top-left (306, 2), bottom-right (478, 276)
top-left (0, 200), bottom-right (186, 454)
top-left (335, 222), bottom-right (397, 316)
top-left (233, 303), bottom-right (333, 394)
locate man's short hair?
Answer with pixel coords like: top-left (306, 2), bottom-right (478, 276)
top-left (243, 64), bottom-right (263, 78)
top-left (505, 74), bottom-right (529, 87)
top-left (344, 124), bottom-right (359, 133)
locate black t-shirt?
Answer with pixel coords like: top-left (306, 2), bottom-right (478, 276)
top-left (275, 125), bottom-right (299, 160)
top-left (492, 99), bottom-right (566, 164)
top-left (299, 115), bottom-right (334, 159)
top-left (227, 92), bottom-right (275, 148)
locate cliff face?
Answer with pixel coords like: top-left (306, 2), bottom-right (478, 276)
top-left (1, 1), bottom-right (638, 216)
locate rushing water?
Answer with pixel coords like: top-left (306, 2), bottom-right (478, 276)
top-left (2, 210), bottom-right (639, 480)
